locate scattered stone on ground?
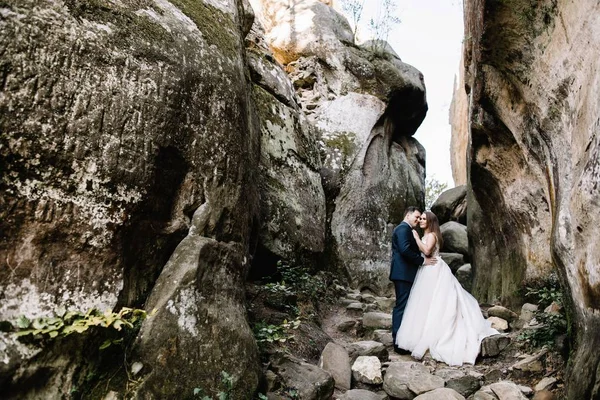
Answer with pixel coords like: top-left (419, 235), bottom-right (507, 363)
top-left (319, 342), bottom-right (352, 390)
top-left (265, 282), bottom-right (564, 400)
top-left (487, 305), bottom-right (519, 322)
top-left (351, 356), bottom-right (383, 385)
top-left (488, 316), bottom-right (509, 332)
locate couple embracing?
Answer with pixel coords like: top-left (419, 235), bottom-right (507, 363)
top-left (390, 207), bottom-right (497, 366)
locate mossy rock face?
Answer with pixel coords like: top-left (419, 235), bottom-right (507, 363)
top-left (251, 84), bottom-right (326, 271)
top-left (0, 0), bottom-right (260, 397)
top-left (464, 0), bottom-right (600, 397)
top-left (133, 237), bottom-right (260, 399)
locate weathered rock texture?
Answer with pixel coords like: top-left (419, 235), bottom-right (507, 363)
top-left (246, 19), bottom-right (326, 272)
top-left (463, 0), bottom-right (600, 397)
top-left (449, 50), bottom-right (468, 186)
top-left (0, 0), bottom-right (260, 397)
top-left (249, 0), bottom-right (428, 294)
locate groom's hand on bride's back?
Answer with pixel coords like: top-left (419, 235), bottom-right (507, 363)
top-left (424, 256), bottom-right (437, 265)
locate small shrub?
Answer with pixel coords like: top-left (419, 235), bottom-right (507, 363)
top-left (5, 307), bottom-right (148, 348)
top-left (518, 273), bottom-right (567, 349)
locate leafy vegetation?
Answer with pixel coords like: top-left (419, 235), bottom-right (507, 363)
top-left (5, 307), bottom-right (148, 348)
top-left (425, 175), bottom-right (448, 210)
top-left (518, 274), bottom-right (568, 349)
top-left (253, 318), bottom-right (302, 345)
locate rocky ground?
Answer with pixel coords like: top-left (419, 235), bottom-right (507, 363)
top-left (258, 285), bottom-right (565, 400)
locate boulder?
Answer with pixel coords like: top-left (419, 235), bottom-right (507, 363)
top-left (373, 330), bottom-right (394, 346)
top-left (479, 381), bottom-right (528, 400)
top-left (431, 185), bottom-right (467, 225)
top-left (319, 342), bottom-right (351, 390)
top-left (0, 0), bottom-right (262, 397)
top-left (445, 375), bottom-right (481, 398)
top-left (480, 334), bottom-right (511, 357)
top-left (363, 312), bottom-right (393, 329)
top-left (463, 0), bottom-right (600, 395)
top-left (456, 264), bottom-right (472, 292)
top-left (440, 222), bottom-right (468, 255)
top-left (375, 297), bottom-right (396, 312)
top-left (440, 253), bottom-right (466, 274)
top-left (487, 306), bottom-right (518, 322)
top-left (519, 303), bottom-right (539, 323)
top-left (337, 389), bottom-right (387, 400)
top-left (383, 362), bottom-right (444, 399)
top-left (534, 377), bottom-right (557, 392)
top-left (347, 341), bottom-right (389, 363)
top-left (487, 317), bottom-right (509, 332)
top-left (270, 354), bottom-right (335, 400)
top-left (414, 388), bottom-right (465, 400)
top-left (511, 349), bottom-right (548, 374)
top-left (337, 320), bottom-right (358, 333)
top-left (352, 356), bottom-right (383, 385)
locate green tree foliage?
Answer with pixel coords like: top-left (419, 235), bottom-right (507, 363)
top-left (425, 176), bottom-right (448, 210)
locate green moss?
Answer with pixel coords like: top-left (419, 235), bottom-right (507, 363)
top-left (168, 0), bottom-right (239, 56)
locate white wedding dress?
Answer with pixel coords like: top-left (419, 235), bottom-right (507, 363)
top-left (396, 233), bottom-right (498, 366)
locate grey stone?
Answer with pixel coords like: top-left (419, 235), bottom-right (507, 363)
top-left (319, 342), bottom-right (352, 390)
top-left (270, 354), bottom-right (334, 400)
top-left (488, 317), bottom-right (509, 332)
top-left (363, 312), bottom-right (393, 329)
top-left (456, 264), bottom-right (473, 292)
top-left (375, 297), bottom-right (396, 312)
top-left (373, 330), bottom-right (394, 346)
top-left (487, 306), bottom-right (518, 322)
top-left (383, 362), bottom-right (444, 399)
top-left (480, 381), bottom-right (528, 400)
top-left (337, 320), bottom-right (358, 332)
top-left (445, 375), bottom-right (481, 398)
top-left (480, 334), bottom-right (511, 357)
top-left (414, 388), bottom-right (465, 400)
top-left (347, 340), bottom-right (389, 363)
top-left (440, 222), bottom-right (468, 255)
top-left (512, 349), bottom-right (548, 373)
top-left (431, 185), bottom-right (468, 225)
top-left (520, 304), bottom-right (539, 323)
top-left (352, 356), bottom-right (383, 385)
top-left (337, 389), bottom-right (387, 400)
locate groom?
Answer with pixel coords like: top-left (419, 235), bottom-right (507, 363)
top-left (390, 206), bottom-right (436, 353)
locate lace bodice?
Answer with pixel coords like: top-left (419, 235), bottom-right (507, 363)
top-left (421, 233), bottom-right (440, 256)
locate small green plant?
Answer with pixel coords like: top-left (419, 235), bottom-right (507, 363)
top-left (253, 318), bottom-right (301, 345)
top-left (518, 273), bottom-right (567, 349)
top-left (5, 307), bottom-right (148, 348)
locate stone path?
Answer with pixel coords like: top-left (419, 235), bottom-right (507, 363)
top-left (313, 287), bottom-right (563, 400)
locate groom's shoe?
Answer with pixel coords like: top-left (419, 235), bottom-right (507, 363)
top-left (394, 346), bottom-right (410, 355)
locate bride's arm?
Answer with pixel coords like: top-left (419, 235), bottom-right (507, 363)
top-left (412, 231), bottom-right (437, 256)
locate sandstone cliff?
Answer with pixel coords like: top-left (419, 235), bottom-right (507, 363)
top-left (0, 0), bottom-right (260, 397)
top-left (463, 0), bottom-right (600, 397)
top-left (0, 0), bottom-right (429, 396)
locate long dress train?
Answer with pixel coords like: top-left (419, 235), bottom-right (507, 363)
top-left (396, 234), bottom-right (498, 366)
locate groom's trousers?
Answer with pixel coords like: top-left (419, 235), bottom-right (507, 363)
top-left (392, 280), bottom-right (413, 343)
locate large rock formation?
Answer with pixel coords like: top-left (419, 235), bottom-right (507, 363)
top-left (0, 0), bottom-right (430, 396)
top-left (0, 0), bottom-right (260, 397)
top-left (246, 19), bottom-right (326, 274)
top-left (463, 0), bottom-right (600, 397)
top-left (249, 0), bottom-right (428, 293)
top-left (449, 51), bottom-right (468, 187)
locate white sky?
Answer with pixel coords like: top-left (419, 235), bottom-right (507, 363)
top-left (344, 0), bottom-right (464, 188)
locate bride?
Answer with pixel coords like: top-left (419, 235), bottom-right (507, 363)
top-left (395, 211), bottom-right (498, 366)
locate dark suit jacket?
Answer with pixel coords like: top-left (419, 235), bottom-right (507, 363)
top-left (389, 222), bottom-right (425, 282)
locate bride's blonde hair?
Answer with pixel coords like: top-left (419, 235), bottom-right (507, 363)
top-left (424, 211), bottom-right (443, 250)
